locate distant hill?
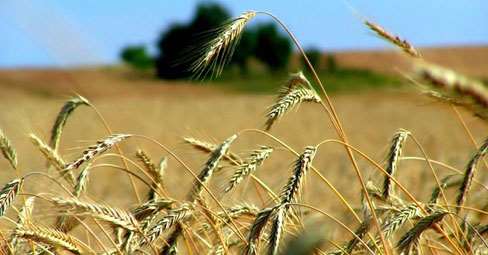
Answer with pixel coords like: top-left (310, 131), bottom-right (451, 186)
top-left (0, 45), bottom-right (486, 97)
top-left (327, 45), bottom-right (488, 78)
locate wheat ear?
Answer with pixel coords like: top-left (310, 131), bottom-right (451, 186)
top-left (265, 87), bottom-right (321, 131)
top-left (280, 146), bottom-right (316, 205)
top-left (382, 204), bottom-right (422, 239)
top-left (396, 211), bottom-right (448, 253)
top-left (183, 136), bottom-right (241, 164)
top-left (456, 137), bottom-right (488, 213)
top-left (15, 223), bottom-right (84, 254)
top-left (29, 133), bottom-right (76, 185)
top-left (0, 178), bottom-right (23, 217)
top-left (415, 62), bottom-right (488, 120)
top-left (382, 129), bottom-right (409, 200)
top-left (244, 206), bottom-right (275, 255)
top-left (52, 197), bottom-right (140, 231)
top-left (131, 198), bottom-right (175, 221)
top-left (0, 129), bottom-right (17, 170)
top-left (142, 203), bottom-right (193, 246)
top-left (268, 206), bottom-right (285, 255)
top-left (225, 146), bottom-right (273, 193)
top-left (364, 20), bottom-right (420, 58)
top-left (187, 134), bottom-right (237, 201)
top-left (64, 134), bottom-right (132, 170)
top-left (191, 11), bottom-right (256, 78)
top-left (50, 95), bottom-right (89, 152)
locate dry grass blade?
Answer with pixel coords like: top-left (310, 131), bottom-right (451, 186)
top-left (143, 203), bottom-right (193, 245)
top-left (396, 211), bottom-right (448, 253)
top-left (15, 223), bottom-right (84, 254)
top-left (29, 134), bottom-right (75, 185)
top-left (382, 129), bottom-right (409, 200)
top-left (187, 134), bottom-right (237, 201)
top-left (280, 146), bottom-right (316, 205)
top-left (50, 95), bottom-right (89, 152)
top-left (52, 197), bottom-right (140, 231)
top-left (456, 137), bottom-right (488, 213)
top-left (364, 20), bottom-right (420, 58)
top-left (225, 146), bottom-right (273, 193)
top-left (244, 206), bottom-right (275, 255)
top-left (0, 178), bottom-right (23, 217)
top-left (268, 206), bottom-right (285, 255)
top-left (0, 129), bottom-right (17, 170)
top-left (415, 62), bottom-right (488, 120)
top-left (64, 134), bottom-right (132, 170)
top-left (191, 11), bottom-right (256, 78)
top-left (183, 136), bottom-right (241, 164)
top-left (265, 87), bottom-right (321, 131)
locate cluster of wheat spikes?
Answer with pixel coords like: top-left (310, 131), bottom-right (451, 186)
top-left (0, 9), bottom-right (487, 255)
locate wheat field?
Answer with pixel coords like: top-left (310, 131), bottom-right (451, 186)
top-left (0, 10), bottom-right (487, 255)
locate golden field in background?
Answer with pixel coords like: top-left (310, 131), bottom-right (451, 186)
top-left (0, 62), bottom-right (486, 231)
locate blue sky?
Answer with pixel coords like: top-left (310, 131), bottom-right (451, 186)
top-left (0, 0), bottom-right (487, 67)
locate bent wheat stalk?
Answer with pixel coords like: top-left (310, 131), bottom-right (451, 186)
top-left (265, 87), bottom-right (321, 131)
top-left (364, 20), bottom-right (421, 58)
top-left (64, 134), bottom-right (132, 170)
top-left (50, 95), bottom-right (90, 152)
top-left (191, 11), bottom-right (257, 78)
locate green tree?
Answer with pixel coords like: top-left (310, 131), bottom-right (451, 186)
top-left (254, 23), bottom-right (292, 71)
top-left (120, 45), bottom-right (153, 70)
top-left (302, 48), bottom-right (322, 71)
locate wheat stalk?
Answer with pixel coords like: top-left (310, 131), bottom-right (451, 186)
top-left (382, 129), bottom-right (409, 200)
top-left (265, 87), bottom-right (321, 130)
top-left (0, 178), bottom-right (23, 217)
top-left (187, 134), bottom-right (237, 201)
top-left (225, 146), bottom-right (273, 193)
top-left (364, 20), bottom-right (421, 58)
top-left (15, 223), bottom-right (84, 254)
top-left (0, 129), bottom-right (17, 170)
top-left (52, 197), bottom-right (140, 231)
top-left (50, 95), bottom-right (90, 152)
top-left (191, 11), bottom-right (257, 78)
top-left (396, 211), bottom-right (448, 253)
top-left (64, 134), bottom-right (132, 170)
top-left (183, 136), bottom-right (241, 164)
top-left (456, 137), bottom-right (488, 213)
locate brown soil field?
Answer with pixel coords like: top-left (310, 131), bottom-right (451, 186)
top-left (0, 64), bottom-right (486, 229)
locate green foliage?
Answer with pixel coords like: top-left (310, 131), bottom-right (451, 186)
top-left (254, 23), bottom-right (292, 71)
top-left (326, 53), bottom-right (338, 73)
top-left (155, 2), bottom-right (292, 79)
top-left (120, 45), bottom-right (154, 70)
top-left (303, 48), bottom-right (322, 71)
